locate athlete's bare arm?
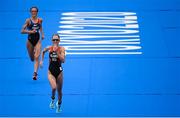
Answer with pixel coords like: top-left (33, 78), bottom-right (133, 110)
top-left (40, 46), bottom-right (50, 67)
top-left (21, 19), bottom-right (36, 34)
top-left (58, 47), bottom-right (65, 63)
top-left (39, 18), bottom-right (44, 39)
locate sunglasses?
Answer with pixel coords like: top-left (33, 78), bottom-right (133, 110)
top-left (52, 39), bottom-right (60, 42)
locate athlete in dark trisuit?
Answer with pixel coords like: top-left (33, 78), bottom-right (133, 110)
top-left (40, 34), bottom-right (65, 113)
top-left (21, 6), bottom-right (44, 80)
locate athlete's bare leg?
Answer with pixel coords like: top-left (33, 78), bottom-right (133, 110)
top-left (26, 40), bottom-right (34, 61)
top-left (56, 72), bottom-right (63, 112)
top-left (48, 71), bottom-right (57, 98)
top-left (56, 72), bottom-right (63, 104)
top-left (34, 40), bottom-right (41, 73)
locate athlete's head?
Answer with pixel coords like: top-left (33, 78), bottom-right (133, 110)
top-left (30, 6), bottom-right (38, 17)
top-left (52, 34), bottom-right (60, 46)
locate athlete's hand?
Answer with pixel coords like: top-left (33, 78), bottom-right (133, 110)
top-left (41, 34), bottom-right (45, 40)
top-left (28, 29), bottom-right (36, 34)
top-left (40, 61), bottom-right (43, 68)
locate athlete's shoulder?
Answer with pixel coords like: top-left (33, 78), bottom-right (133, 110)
top-left (60, 46), bottom-right (65, 50)
top-left (25, 18), bottom-right (31, 24)
top-left (59, 46), bottom-right (65, 51)
top-left (48, 46), bottom-right (53, 51)
top-left (38, 18), bottom-right (43, 23)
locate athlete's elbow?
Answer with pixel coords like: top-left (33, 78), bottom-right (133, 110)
top-left (21, 29), bottom-right (25, 34)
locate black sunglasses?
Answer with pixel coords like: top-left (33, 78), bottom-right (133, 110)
top-left (52, 39), bottom-right (59, 42)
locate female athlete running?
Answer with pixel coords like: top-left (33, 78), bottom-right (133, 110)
top-left (21, 6), bottom-right (44, 80)
top-left (40, 34), bottom-right (65, 113)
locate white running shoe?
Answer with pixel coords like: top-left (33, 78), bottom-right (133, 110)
top-left (49, 99), bottom-right (55, 109)
top-left (56, 101), bottom-right (62, 113)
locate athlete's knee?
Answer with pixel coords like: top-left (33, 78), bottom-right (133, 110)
top-left (34, 51), bottom-right (40, 60)
top-left (34, 55), bottom-right (39, 61)
top-left (57, 84), bottom-right (62, 92)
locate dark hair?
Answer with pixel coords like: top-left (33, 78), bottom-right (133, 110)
top-left (52, 34), bottom-right (60, 39)
top-left (30, 6), bottom-right (38, 12)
